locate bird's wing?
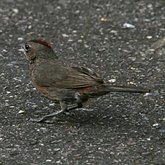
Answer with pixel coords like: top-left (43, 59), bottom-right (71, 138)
top-left (55, 66), bottom-right (104, 88)
top-left (33, 60), bottom-right (104, 89)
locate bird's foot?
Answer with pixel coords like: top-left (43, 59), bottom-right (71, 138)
top-left (29, 110), bottom-right (64, 123)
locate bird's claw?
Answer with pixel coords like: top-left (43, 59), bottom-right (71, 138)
top-left (29, 110), bottom-right (65, 123)
top-left (29, 117), bottom-right (48, 123)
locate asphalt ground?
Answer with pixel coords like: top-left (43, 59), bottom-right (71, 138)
top-left (0, 0), bottom-right (165, 164)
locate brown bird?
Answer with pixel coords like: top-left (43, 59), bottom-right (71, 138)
top-left (22, 39), bottom-right (150, 122)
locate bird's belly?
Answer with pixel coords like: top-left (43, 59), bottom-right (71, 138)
top-left (32, 80), bottom-right (52, 98)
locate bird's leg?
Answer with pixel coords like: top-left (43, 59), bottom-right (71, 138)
top-left (30, 102), bottom-right (86, 123)
top-left (30, 101), bottom-right (68, 123)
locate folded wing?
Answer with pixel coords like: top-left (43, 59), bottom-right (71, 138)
top-left (33, 60), bottom-right (104, 89)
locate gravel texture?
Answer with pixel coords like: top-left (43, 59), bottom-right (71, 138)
top-left (0, 0), bottom-right (165, 164)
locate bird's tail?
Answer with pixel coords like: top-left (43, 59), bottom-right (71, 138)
top-left (104, 84), bottom-right (150, 93)
top-left (88, 83), bottom-right (150, 97)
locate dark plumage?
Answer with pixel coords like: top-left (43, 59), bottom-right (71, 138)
top-left (23, 39), bottom-right (150, 123)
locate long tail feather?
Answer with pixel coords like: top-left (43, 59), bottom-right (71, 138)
top-left (105, 85), bottom-right (151, 93)
top-left (88, 84), bottom-right (151, 97)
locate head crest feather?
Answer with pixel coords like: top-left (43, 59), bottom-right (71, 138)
top-left (29, 39), bottom-right (52, 48)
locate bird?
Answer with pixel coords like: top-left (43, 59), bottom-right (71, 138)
top-left (21, 39), bottom-right (150, 123)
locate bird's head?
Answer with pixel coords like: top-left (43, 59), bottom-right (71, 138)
top-left (21, 39), bottom-right (57, 62)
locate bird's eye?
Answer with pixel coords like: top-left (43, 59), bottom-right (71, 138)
top-left (25, 44), bottom-right (31, 52)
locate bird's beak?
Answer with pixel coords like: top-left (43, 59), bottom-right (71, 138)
top-left (18, 44), bottom-right (26, 55)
